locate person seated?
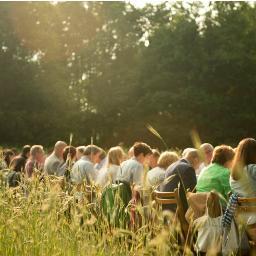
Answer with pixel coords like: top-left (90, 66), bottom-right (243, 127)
top-left (116, 142), bottom-right (152, 187)
top-left (95, 150), bottom-right (107, 174)
top-left (2, 149), bottom-right (15, 169)
top-left (148, 149), bottom-right (160, 169)
top-left (59, 146), bottom-right (77, 177)
top-left (147, 151), bottom-right (179, 187)
top-left (230, 138), bottom-right (256, 233)
top-left (44, 141), bottom-right (67, 176)
top-left (196, 145), bottom-right (235, 201)
top-left (71, 145), bottom-right (102, 185)
top-left (96, 146), bottom-right (125, 187)
top-left (160, 149), bottom-right (201, 211)
top-left (10, 145), bottom-right (31, 172)
top-left (25, 145), bottom-right (45, 177)
top-left (196, 143), bottom-right (214, 175)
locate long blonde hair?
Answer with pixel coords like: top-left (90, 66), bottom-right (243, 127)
top-left (108, 146), bottom-right (125, 166)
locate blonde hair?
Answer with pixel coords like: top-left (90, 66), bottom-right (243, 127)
top-left (30, 145), bottom-right (44, 158)
top-left (108, 146), bottom-right (125, 166)
top-left (158, 151), bottom-right (179, 169)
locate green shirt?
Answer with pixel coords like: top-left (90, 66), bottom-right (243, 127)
top-left (196, 163), bottom-right (231, 200)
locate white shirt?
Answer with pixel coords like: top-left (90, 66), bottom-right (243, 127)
top-left (147, 166), bottom-right (165, 187)
top-left (116, 158), bottom-right (144, 186)
top-left (96, 164), bottom-right (120, 187)
top-left (71, 156), bottom-right (96, 185)
top-left (44, 153), bottom-right (64, 176)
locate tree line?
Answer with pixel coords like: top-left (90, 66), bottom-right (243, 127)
top-left (0, 2), bottom-right (256, 149)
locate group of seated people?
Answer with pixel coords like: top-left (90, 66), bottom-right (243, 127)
top-left (1, 138), bottom-right (256, 234)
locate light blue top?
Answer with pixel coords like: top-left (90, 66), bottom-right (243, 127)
top-left (230, 164), bottom-right (256, 197)
top-left (116, 158), bottom-right (144, 186)
top-left (71, 156), bottom-right (96, 185)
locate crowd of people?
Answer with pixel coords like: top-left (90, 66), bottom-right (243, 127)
top-left (1, 138), bottom-right (256, 245)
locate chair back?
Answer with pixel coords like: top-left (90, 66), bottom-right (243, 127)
top-left (237, 197), bottom-right (256, 213)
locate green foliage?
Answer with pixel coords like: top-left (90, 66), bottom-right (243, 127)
top-left (0, 2), bottom-right (256, 148)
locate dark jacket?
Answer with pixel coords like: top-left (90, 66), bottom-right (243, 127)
top-left (160, 159), bottom-right (197, 212)
top-left (10, 155), bottom-right (27, 172)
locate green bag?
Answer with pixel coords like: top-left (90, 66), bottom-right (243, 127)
top-left (101, 182), bottom-right (132, 227)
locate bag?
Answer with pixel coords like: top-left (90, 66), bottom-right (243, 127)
top-left (194, 214), bottom-right (222, 253)
top-left (7, 171), bottom-right (21, 187)
top-left (101, 182), bottom-right (132, 227)
top-left (195, 216), bottom-right (240, 254)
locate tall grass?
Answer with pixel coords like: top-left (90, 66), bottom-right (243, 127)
top-left (0, 174), bottom-right (187, 256)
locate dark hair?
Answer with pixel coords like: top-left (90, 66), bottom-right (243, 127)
top-left (21, 145), bottom-right (31, 158)
top-left (152, 149), bottom-right (160, 158)
top-left (133, 142), bottom-right (152, 157)
top-left (212, 145), bottom-right (235, 166)
top-left (3, 149), bottom-right (15, 167)
top-left (63, 146), bottom-right (77, 162)
top-left (231, 138), bottom-right (256, 180)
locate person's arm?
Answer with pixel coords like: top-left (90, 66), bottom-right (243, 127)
top-left (132, 165), bottom-right (143, 186)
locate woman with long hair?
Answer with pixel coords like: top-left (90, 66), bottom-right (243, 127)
top-left (230, 138), bottom-right (256, 235)
top-left (96, 146), bottom-right (125, 187)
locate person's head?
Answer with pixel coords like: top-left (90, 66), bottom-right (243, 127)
top-left (63, 146), bottom-right (77, 162)
top-left (21, 145), bottom-right (31, 159)
top-left (182, 148), bottom-right (195, 158)
top-left (54, 141), bottom-right (67, 159)
top-left (11, 148), bottom-right (19, 156)
top-left (200, 143), bottom-right (214, 166)
top-left (84, 145), bottom-right (102, 164)
top-left (133, 142), bottom-right (152, 165)
top-left (149, 149), bottom-right (160, 169)
top-left (3, 149), bottom-right (15, 167)
top-left (128, 146), bottom-right (134, 159)
top-left (99, 150), bottom-right (107, 162)
top-left (76, 146), bottom-right (86, 160)
top-left (231, 138), bottom-right (256, 180)
top-left (108, 146), bottom-right (125, 166)
top-left (212, 145), bottom-right (235, 169)
top-left (158, 151), bottom-right (179, 170)
top-left (184, 148), bottom-right (201, 171)
top-left (30, 145), bottom-right (44, 163)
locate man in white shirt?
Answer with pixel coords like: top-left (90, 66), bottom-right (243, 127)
top-left (197, 143), bottom-right (214, 175)
top-left (116, 142), bottom-right (152, 186)
top-left (44, 141), bottom-right (67, 176)
top-left (71, 145), bottom-right (102, 185)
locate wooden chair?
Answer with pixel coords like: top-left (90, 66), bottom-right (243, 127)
top-left (237, 197), bottom-right (256, 214)
top-left (237, 197), bottom-right (256, 247)
top-left (153, 188), bottom-right (189, 239)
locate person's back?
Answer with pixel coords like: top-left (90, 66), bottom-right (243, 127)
top-left (116, 142), bottom-right (152, 186)
top-left (117, 158), bottom-right (143, 185)
top-left (161, 159), bottom-right (197, 193)
top-left (147, 166), bottom-right (165, 187)
top-left (147, 151), bottom-right (179, 188)
top-left (230, 164), bottom-right (256, 198)
top-left (197, 145), bottom-right (234, 200)
top-left (97, 165), bottom-right (120, 187)
top-left (71, 145), bottom-right (102, 185)
top-left (44, 153), bottom-right (63, 175)
top-left (11, 155), bottom-right (26, 172)
top-left (71, 156), bottom-right (95, 184)
top-left (10, 145), bottom-right (31, 173)
top-left (197, 163), bottom-right (231, 199)
top-left (44, 141), bottom-right (67, 175)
